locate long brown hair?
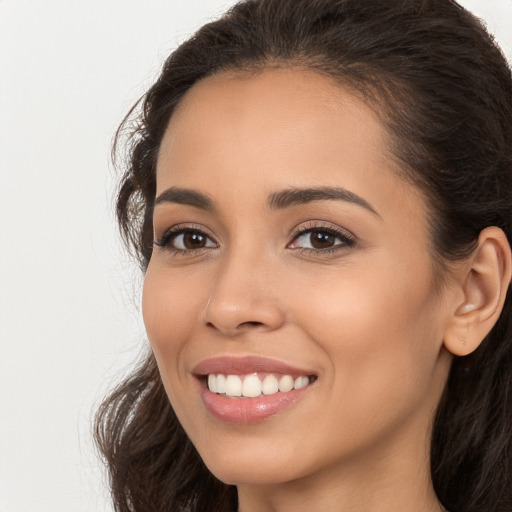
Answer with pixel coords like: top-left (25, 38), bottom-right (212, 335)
top-left (95, 1), bottom-right (512, 511)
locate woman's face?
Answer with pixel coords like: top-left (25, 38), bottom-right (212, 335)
top-left (143, 68), bottom-right (454, 486)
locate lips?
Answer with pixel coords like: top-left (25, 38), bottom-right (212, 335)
top-left (193, 355), bottom-right (315, 376)
top-left (193, 356), bottom-right (317, 424)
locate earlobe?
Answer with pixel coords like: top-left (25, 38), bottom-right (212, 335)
top-left (444, 227), bottom-right (512, 357)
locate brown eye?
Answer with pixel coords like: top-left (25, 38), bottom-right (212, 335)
top-left (309, 231), bottom-right (336, 249)
top-left (288, 227), bottom-right (355, 252)
top-left (181, 232), bottom-right (208, 249)
top-left (160, 229), bottom-right (217, 252)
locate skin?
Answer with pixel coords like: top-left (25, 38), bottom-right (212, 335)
top-left (143, 68), bottom-right (464, 512)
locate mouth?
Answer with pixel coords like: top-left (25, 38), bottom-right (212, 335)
top-left (193, 356), bottom-right (318, 423)
top-left (205, 372), bottom-right (316, 398)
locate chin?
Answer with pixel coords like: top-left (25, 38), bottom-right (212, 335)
top-left (195, 437), bottom-right (307, 486)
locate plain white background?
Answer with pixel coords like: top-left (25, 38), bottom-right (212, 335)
top-left (0, 1), bottom-right (511, 511)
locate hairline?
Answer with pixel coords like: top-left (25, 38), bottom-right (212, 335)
top-left (157, 60), bottom-right (457, 291)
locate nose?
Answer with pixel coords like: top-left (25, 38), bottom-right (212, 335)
top-left (203, 250), bottom-right (285, 337)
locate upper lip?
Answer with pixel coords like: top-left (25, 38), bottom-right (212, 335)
top-left (192, 356), bottom-right (316, 377)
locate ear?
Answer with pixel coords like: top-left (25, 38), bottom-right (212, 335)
top-left (443, 227), bottom-right (512, 356)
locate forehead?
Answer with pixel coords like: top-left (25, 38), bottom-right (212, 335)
top-left (156, 68), bottom-right (426, 226)
top-left (157, 68), bottom-right (394, 188)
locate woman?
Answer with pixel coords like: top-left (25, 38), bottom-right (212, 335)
top-left (95, 0), bottom-right (512, 511)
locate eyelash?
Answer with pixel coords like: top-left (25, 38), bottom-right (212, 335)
top-left (288, 222), bottom-right (356, 254)
top-left (153, 222), bottom-right (356, 256)
top-left (154, 225), bottom-right (218, 256)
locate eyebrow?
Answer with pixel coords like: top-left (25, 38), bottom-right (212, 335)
top-left (268, 186), bottom-right (380, 217)
top-left (154, 185), bottom-right (380, 217)
top-left (154, 187), bottom-right (214, 211)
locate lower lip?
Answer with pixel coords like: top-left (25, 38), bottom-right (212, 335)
top-left (200, 385), bottom-right (311, 424)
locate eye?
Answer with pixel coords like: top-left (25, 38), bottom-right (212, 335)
top-left (154, 227), bottom-right (217, 253)
top-left (172, 230), bottom-right (216, 250)
top-left (288, 225), bottom-right (355, 252)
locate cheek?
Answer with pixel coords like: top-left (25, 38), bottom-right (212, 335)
top-left (142, 262), bottom-right (204, 373)
top-left (293, 262), bottom-right (442, 405)
top-left (293, 260), bottom-right (437, 339)
top-left (142, 262), bottom-right (214, 435)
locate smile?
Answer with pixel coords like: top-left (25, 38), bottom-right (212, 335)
top-left (207, 373), bottom-right (312, 398)
top-left (194, 356), bottom-right (317, 423)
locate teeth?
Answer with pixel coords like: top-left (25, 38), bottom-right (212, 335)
top-left (225, 375), bottom-right (242, 397)
top-left (262, 374), bottom-right (279, 395)
top-left (242, 375), bottom-right (262, 398)
top-left (294, 376), bottom-right (309, 389)
top-left (217, 374), bottom-right (226, 394)
top-left (208, 374), bottom-right (218, 393)
top-left (207, 373), bottom-right (312, 397)
top-left (278, 375), bottom-right (294, 392)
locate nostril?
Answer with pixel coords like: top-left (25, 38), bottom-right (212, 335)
top-left (239, 321), bottom-right (264, 328)
top-left (205, 320), bottom-right (267, 334)
top-left (205, 320), bottom-right (264, 332)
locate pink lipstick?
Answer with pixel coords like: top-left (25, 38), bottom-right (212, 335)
top-left (193, 356), bottom-right (316, 424)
